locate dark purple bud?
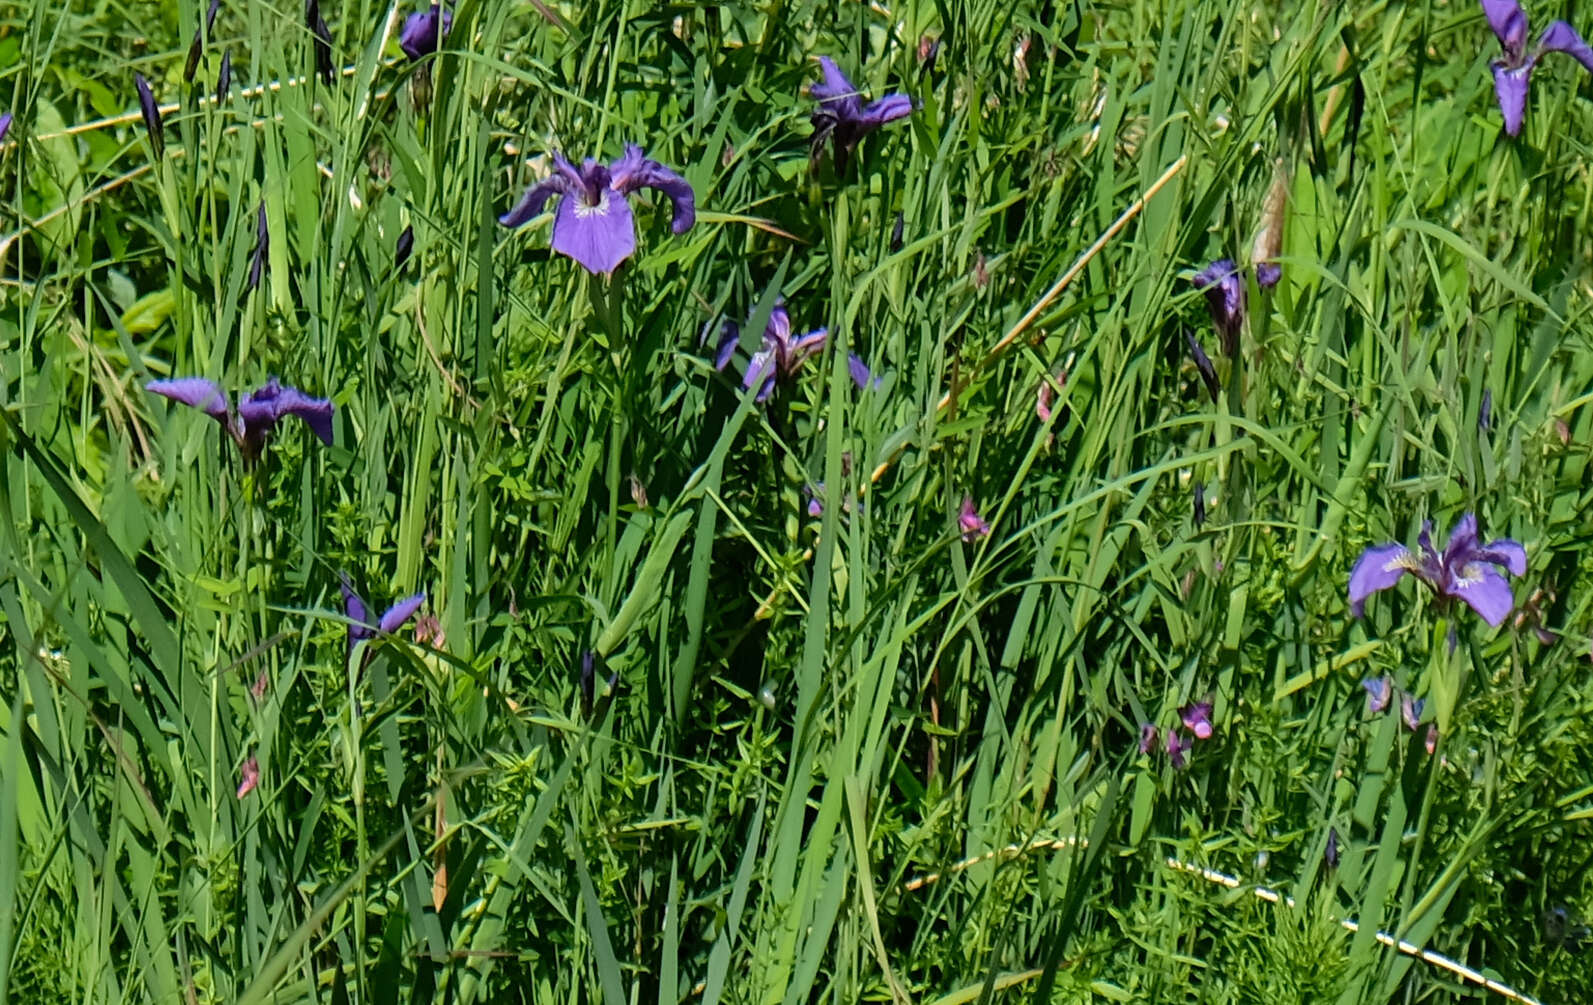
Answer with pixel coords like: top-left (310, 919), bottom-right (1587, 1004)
top-left (248, 201), bottom-right (268, 290)
top-left (805, 483), bottom-right (824, 517)
top-left (217, 49), bottom-right (233, 103)
top-left (1325, 827), bottom-right (1339, 869)
top-left (395, 225), bottom-right (414, 270)
top-left (1185, 328), bottom-right (1219, 403)
top-left (1193, 483), bottom-right (1205, 526)
top-left (890, 211), bottom-right (904, 252)
top-left (306, 0), bottom-right (334, 84)
top-left (134, 72), bottom-right (164, 159)
top-left (185, 0), bottom-right (223, 81)
top-left (579, 650), bottom-right (596, 717)
top-left (1479, 388), bottom-right (1492, 433)
top-left (1138, 723), bottom-right (1158, 754)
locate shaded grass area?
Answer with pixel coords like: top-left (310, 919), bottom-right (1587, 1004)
top-left (2, 0), bottom-right (1593, 1001)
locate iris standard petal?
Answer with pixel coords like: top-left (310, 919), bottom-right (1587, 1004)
top-left (1449, 566), bottom-right (1516, 626)
top-left (1492, 63), bottom-right (1532, 135)
top-left (609, 145), bottom-right (695, 233)
top-left (1538, 19), bottom-right (1593, 72)
top-left (1348, 542), bottom-right (1417, 616)
top-left (399, 4), bottom-right (451, 60)
top-left (147, 377), bottom-right (231, 421)
top-left (858, 93), bottom-right (914, 129)
top-left (549, 189), bottom-right (636, 274)
top-left (377, 592), bottom-right (426, 634)
top-left (499, 175), bottom-right (569, 228)
top-left (1482, 0), bottom-right (1530, 60)
top-left (811, 56), bottom-right (863, 118)
top-left (236, 377), bottom-right (283, 433)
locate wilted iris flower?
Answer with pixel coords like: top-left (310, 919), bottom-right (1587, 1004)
top-left (146, 376), bottom-right (333, 461)
top-left (1348, 513), bottom-right (1526, 626)
top-left (958, 497), bottom-right (990, 542)
top-left (399, 3), bottom-right (451, 60)
top-left (340, 574), bottom-right (426, 655)
top-left (809, 56), bottom-right (913, 174)
top-left (1180, 700), bottom-right (1213, 740)
top-left (1400, 694), bottom-right (1425, 731)
top-left (248, 201), bottom-right (268, 290)
top-left (236, 756), bottom-right (259, 799)
top-left (134, 73), bottom-right (164, 158)
top-left (1361, 676), bottom-right (1392, 714)
top-left (499, 145), bottom-right (695, 275)
top-left (1165, 729), bottom-right (1191, 769)
top-left (306, 0), bottom-right (334, 84)
top-left (1483, 0), bottom-right (1593, 136)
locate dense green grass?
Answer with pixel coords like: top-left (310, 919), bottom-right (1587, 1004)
top-left (3, 0), bottom-right (1593, 1001)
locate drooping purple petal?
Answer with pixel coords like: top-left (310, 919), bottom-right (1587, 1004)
top-left (499, 174), bottom-right (571, 228)
top-left (712, 322), bottom-right (740, 371)
top-left (377, 592), bottom-right (426, 634)
top-left (744, 350), bottom-right (778, 402)
top-left (1348, 542), bottom-right (1418, 616)
top-left (1492, 63), bottom-right (1532, 136)
top-left (1361, 676), bottom-right (1391, 714)
top-left (1450, 565), bottom-right (1516, 626)
top-left (306, 0), bottom-right (334, 84)
top-left (608, 144), bottom-right (696, 234)
top-left (1180, 701), bottom-right (1214, 740)
top-left (134, 72), bottom-right (164, 158)
top-left (341, 576), bottom-right (374, 645)
top-left (1475, 537), bottom-right (1528, 577)
top-left (1482, 0), bottom-right (1530, 61)
top-left (268, 384), bottom-right (335, 445)
top-left (549, 188), bottom-right (636, 275)
top-left (216, 49), bottom-right (233, 103)
top-left (395, 225), bottom-right (414, 270)
top-left (147, 377), bottom-right (231, 422)
top-left (858, 93), bottom-right (914, 129)
top-left (1538, 19), bottom-right (1593, 72)
top-left (848, 352), bottom-right (881, 390)
top-left (248, 200), bottom-right (268, 291)
top-left (398, 4), bottom-right (451, 61)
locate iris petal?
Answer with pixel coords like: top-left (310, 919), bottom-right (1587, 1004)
top-left (1348, 543), bottom-right (1416, 616)
top-left (550, 191), bottom-right (636, 275)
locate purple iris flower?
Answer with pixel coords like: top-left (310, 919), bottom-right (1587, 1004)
top-left (1483, 0), bottom-right (1593, 136)
top-left (185, 0), bottom-right (222, 81)
top-left (399, 4), bottom-right (451, 60)
top-left (134, 73), bottom-right (164, 159)
top-left (958, 497), bottom-right (991, 542)
top-left (1138, 723), bottom-right (1159, 754)
top-left (248, 201), bottom-right (268, 290)
top-left (1361, 676), bottom-right (1392, 714)
top-left (1348, 513), bottom-right (1527, 627)
top-left (1400, 693), bottom-right (1424, 731)
top-left (1180, 700), bottom-right (1214, 740)
top-left (1165, 729), bottom-right (1191, 769)
top-left (1192, 259), bottom-right (1244, 356)
top-left (306, 0), bottom-right (334, 84)
top-left (340, 574), bottom-right (426, 653)
top-left (146, 375), bottom-right (333, 461)
top-left (499, 145), bottom-right (695, 276)
top-left (809, 56), bottom-right (914, 174)
top-left (713, 301), bottom-right (827, 402)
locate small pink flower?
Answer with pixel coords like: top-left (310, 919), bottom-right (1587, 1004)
top-left (1180, 700), bottom-right (1214, 740)
top-left (236, 756), bottom-right (260, 799)
top-left (958, 497), bottom-right (990, 543)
